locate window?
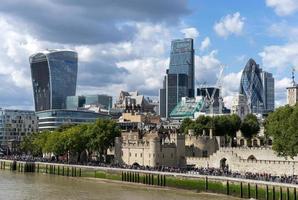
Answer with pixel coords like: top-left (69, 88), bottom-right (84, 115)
top-left (140, 153), bottom-right (142, 157)
top-left (135, 153), bottom-right (137, 157)
top-left (202, 150), bottom-right (208, 157)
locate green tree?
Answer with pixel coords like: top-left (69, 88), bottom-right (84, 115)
top-left (195, 115), bottom-right (212, 135)
top-left (87, 119), bottom-right (120, 162)
top-left (240, 114), bottom-right (260, 138)
top-left (64, 124), bottom-right (90, 162)
top-left (180, 118), bottom-right (194, 134)
top-left (265, 104), bottom-right (298, 158)
top-left (227, 114), bottom-right (242, 137)
top-left (44, 130), bottom-right (68, 159)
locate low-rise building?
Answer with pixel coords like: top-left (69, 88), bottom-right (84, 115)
top-left (0, 109), bottom-right (38, 151)
top-left (37, 109), bottom-right (110, 131)
top-left (114, 91), bottom-right (156, 113)
top-left (114, 130), bottom-right (185, 167)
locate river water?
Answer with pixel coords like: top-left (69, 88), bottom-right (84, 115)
top-left (0, 170), bottom-right (239, 200)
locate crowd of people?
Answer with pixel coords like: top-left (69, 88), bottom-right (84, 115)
top-left (1, 154), bottom-right (298, 184)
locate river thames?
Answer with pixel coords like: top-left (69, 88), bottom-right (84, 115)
top-left (0, 170), bottom-right (240, 200)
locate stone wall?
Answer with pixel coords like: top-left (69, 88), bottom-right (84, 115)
top-left (186, 147), bottom-right (298, 176)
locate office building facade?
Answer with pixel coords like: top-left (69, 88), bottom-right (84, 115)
top-left (169, 38), bottom-right (195, 97)
top-left (239, 59), bottom-right (264, 114)
top-left (166, 73), bottom-right (189, 117)
top-left (0, 109), bottom-right (38, 144)
top-left (159, 38), bottom-right (195, 118)
top-left (37, 109), bottom-right (111, 131)
top-left (66, 96), bottom-right (86, 110)
top-left (29, 50), bottom-right (78, 111)
top-left (261, 71), bottom-right (275, 112)
top-left (66, 95), bottom-right (112, 110)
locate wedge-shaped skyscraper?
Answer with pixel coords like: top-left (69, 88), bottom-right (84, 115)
top-left (29, 50), bottom-right (78, 111)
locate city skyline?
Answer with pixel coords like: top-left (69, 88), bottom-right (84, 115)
top-left (0, 0), bottom-right (297, 110)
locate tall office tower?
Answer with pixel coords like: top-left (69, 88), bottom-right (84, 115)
top-left (169, 38), bottom-right (195, 97)
top-left (29, 50), bottom-right (78, 111)
top-left (159, 75), bottom-right (167, 118)
top-left (166, 73), bottom-right (189, 118)
top-left (261, 71), bottom-right (275, 112)
top-left (239, 58), bottom-right (264, 114)
top-left (159, 38), bottom-right (195, 118)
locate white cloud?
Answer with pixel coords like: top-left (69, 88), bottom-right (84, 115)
top-left (222, 71), bottom-right (242, 108)
top-left (259, 43), bottom-right (298, 69)
top-left (266, 0), bottom-right (298, 16)
top-left (200, 37), bottom-right (211, 51)
top-left (268, 22), bottom-right (298, 42)
top-left (214, 12), bottom-right (245, 38)
top-left (275, 77), bottom-right (292, 107)
top-left (181, 27), bottom-right (200, 38)
top-left (195, 50), bottom-right (221, 86)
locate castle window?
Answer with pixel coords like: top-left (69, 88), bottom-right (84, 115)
top-left (149, 154), bottom-right (151, 158)
top-left (135, 153), bottom-right (137, 157)
top-left (171, 153), bottom-right (173, 158)
top-left (153, 154), bottom-right (155, 157)
top-left (129, 153), bottom-right (131, 157)
top-left (163, 154), bottom-right (164, 158)
top-left (140, 153), bottom-right (142, 157)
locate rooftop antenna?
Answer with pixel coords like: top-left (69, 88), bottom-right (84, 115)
top-left (292, 67), bottom-right (296, 86)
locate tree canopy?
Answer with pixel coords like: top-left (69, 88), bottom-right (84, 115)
top-left (240, 114), bottom-right (260, 138)
top-left (180, 114), bottom-right (241, 137)
top-left (20, 119), bottom-right (120, 163)
top-left (265, 104), bottom-right (298, 158)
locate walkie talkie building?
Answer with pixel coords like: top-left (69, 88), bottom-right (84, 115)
top-left (29, 50), bottom-right (78, 111)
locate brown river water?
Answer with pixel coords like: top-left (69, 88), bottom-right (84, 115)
top-left (0, 170), bottom-right (241, 200)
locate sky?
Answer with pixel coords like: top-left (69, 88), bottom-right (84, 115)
top-left (0, 0), bottom-right (297, 110)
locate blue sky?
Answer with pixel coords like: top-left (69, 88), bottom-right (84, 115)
top-left (0, 0), bottom-right (297, 109)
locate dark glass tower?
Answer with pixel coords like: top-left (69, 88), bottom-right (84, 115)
top-left (159, 38), bottom-right (195, 118)
top-left (29, 50), bottom-right (78, 111)
top-left (169, 38), bottom-right (195, 97)
top-left (239, 58), bottom-right (264, 114)
top-left (166, 73), bottom-right (189, 117)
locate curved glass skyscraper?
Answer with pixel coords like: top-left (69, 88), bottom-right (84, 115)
top-left (239, 58), bottom-right (264, 113)
top-left (29, 50), bottom-right (78, 111)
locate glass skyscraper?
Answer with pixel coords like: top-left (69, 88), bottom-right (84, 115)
top-left (66, 94), bottom-right (113, 110)
top-left (159, 38), bottom-right (195, 118)
top-left (169, 38), bottom-right (195, 97)
top-left (166, 73), bottom-right (189, 117)
top-left (239, 59), bottom-right (264, 114)
top-left (261, 71), bottom-right (275, 113)
top-left (29, 50), bottom-right (78, 111)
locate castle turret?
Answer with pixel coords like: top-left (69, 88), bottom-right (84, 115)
top-left (170, 131), bottom-right (186, 167)
top-left (147, 132), bottom-right (160, 167)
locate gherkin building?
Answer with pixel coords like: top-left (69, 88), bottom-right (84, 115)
top-left (239, 58), bottom-right (264, 114)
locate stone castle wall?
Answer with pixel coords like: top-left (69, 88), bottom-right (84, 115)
top-left (186, 147), bottom-right (298, 176)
